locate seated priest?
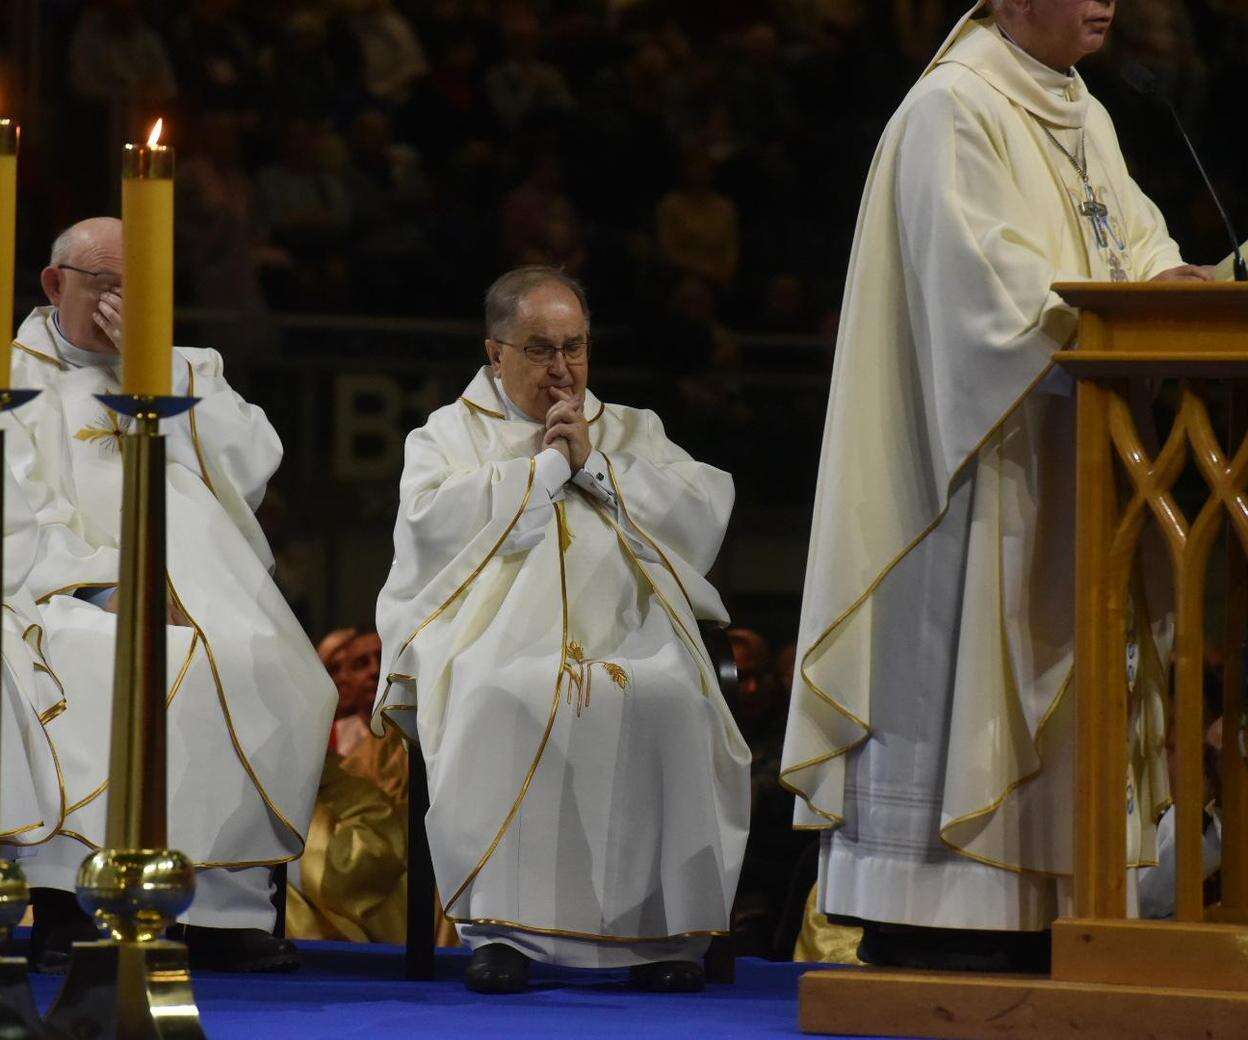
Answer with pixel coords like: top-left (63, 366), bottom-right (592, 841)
top-left (374, 265), bottom-right (750, 994)
top-left (0, 464), bottom-right (66, 886)
top-left (782, 0), bottom-right (1212, 972)
top-left (3, 217), bottom-right (337, 972)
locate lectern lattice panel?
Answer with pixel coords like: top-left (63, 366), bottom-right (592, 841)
top-left (1083, 381), bottom-right (1248, 924)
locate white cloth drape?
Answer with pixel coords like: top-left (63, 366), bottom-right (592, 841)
top-left (1, 463), bottom-right (66, 854)
top-left (375, 368), bottom-right (750, 965)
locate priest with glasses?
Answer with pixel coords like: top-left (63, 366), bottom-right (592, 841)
top-left (374, 265), bottom-right (750, 993)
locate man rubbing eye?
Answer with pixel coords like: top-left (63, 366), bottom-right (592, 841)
top-left (374, 265), bottom-right (750, 994)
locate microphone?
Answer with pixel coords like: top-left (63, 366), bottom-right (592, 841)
top-left (1121, 61), bottom-right (1247, 282)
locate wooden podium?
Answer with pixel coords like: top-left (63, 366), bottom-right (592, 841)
top-left (799, 284), bottom-right (1248, 1039)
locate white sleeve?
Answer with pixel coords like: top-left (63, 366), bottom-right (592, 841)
top-left (571, 450), bottom-right (658, 562)
top-left (501, 448), bottom-right (571, 554)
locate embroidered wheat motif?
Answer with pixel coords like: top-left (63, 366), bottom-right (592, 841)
top-left (563, 639), bottom-right (630, 716)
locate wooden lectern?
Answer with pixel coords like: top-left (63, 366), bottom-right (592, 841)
top-left (799, 283), bottom-right (1248, 1039)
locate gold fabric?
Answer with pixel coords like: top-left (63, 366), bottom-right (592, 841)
top-left (286, 753), bottom-right (407, 943)
top-left (792, 884), bottom-right (863, 965)
top-left (286, 743), bottom-right (458, 947)
top-left (340, 724), bottom-right (410, 806)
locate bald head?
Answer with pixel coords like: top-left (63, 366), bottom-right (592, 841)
top-left (41, 217), bottom-right (123, 355)
top-left (50, 217), bottom-right (122, 268)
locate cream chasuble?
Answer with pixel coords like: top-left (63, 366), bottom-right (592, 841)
top-left (0, 463), bottom-right (66, 854)
top-left (374, 368), bottom-right (750, 967)
top-left (781, 5), bottom-right (1182, 930)
top-left (3, 307), bottom-right (336, 886)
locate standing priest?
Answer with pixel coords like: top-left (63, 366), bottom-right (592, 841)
top-left (374, 266), bottom-right (750, 993)
top-left (3, 217), bottom-right (337, 972)
top-left (782, 0), bottom-right (1214, 971)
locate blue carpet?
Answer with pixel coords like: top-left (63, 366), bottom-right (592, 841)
top-left (22, 941), bottom-right (909, 1039)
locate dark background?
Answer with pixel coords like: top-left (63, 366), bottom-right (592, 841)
top-left (1, 0), bottom-right (1244, 954)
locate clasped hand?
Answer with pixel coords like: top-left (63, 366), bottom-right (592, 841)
top-left (543, 387), bottom-right (590, 472)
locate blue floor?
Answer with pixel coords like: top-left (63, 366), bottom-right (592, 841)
top-left (23, 941), bottom-right (906, 1039)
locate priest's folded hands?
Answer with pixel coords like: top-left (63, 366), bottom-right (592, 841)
top-left (0, 217), bottom-right (338, 975)
top-left (373, 265), bottom-right (751, 995)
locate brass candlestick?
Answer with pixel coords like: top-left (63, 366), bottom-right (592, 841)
top-left (44, 393), bottom-right (205, 1040)
top-left (0, 389), bottom-right (46, 1040)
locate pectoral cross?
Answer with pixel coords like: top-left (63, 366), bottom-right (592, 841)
top-left (1080, 185), bottom-right (1111, 250)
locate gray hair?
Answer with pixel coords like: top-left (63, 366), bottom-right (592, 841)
top-left (49, 225), bottom-right (81, 265)
top-left (484, 266), bottom-right (590, 341)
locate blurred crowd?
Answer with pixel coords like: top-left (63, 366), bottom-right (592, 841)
top-left (14, 0), bottom-right (1248, 365)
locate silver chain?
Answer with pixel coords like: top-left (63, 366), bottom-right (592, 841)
top-left (1039, 123), bottom-right (1089, 186)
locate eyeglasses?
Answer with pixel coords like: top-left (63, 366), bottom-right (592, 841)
top-left (57, 264), bottom-right (122, 293)
top-left (494, 338), bottom-right (590, 366)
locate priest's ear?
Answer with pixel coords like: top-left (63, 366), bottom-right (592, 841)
top-left (484, 337), bottom-right (503, 374)
top-left (40, 265), bottom-right (66, 307)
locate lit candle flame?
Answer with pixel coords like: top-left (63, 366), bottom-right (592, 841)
top-left (147, 119), bottom-right (163, 148)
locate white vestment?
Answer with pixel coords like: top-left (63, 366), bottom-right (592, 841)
top-left (4, 307), bottom-right (336, 928)
top-left (374, 368), bottom-right (750, 967)
top-left (1, 464), bottom-right (65, 856)
top-left (781, 5), bottom-right (1181, 931)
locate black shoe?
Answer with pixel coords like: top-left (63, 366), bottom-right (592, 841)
top-left (856, 921), bottom-right (1050, 974)
top-left (629, 960), bottom-right (705, 993)
top-left (465, 943), bottom-right (529, 994)
top-left (171, 925), bottom-right (300, 973)
top-left (29, 888), bottom-right (100, 974)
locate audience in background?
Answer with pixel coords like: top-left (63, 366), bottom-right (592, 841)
top-left (26, 0), bottom-right (1246, 340)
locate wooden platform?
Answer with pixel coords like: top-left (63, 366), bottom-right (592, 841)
top-left (799, 966), bottom-right (1248, 1039)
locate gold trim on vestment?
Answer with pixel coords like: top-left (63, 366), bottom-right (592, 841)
top-left (935, 671), bottom-right (1072, 877)
top-left (459, 396), bottom-right (505, 420)
top-left (34, 582), bottom-right (116, 606)
top-left (65, 779), bottom-right (108, 817)
top-left (57, 633), bottom-right (203, 825)
top-left (184, 359), bottom-right (218, 498)
top-left (0, 821), bottom-right (43, 840)
top-left (781, 360), bottom-right (1064, 830)
top-left (376, 457), bottom-right (538, 726)
top-left (12, 339), bottom-right (67, 370)
top-left (37, 700), bottom-right (67, 724)
top-left (22, 620), bottom-right (66, 699)
top-left (460, 393), bottom-right (606, 425)
top-left (163, 578), bottom-right (306, 868)
top-left (58, 828), bottom-right (100, 852)
top-left (439, 493), bottom-right (572, 916)
top-left (582, 493), bottom-right (713, 697)
top-left (600, 454), bottom-right (697, 615)
top-left (933, 443), bottom-right (1077, 876)
top-left (447, 915), bottom-right (727, 945)
top-left (1, 682), bottom-right (69, 846)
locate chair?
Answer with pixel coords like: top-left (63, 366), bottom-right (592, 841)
top-left (403, 620), bottom-right (740, 982)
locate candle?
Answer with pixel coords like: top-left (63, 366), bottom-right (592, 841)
top-left (0, 118), bottom-right (17, 391)
top-left (121, 119), bottom-right (174, 397)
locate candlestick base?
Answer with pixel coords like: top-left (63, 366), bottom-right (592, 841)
top-left (95, 395), bottom-right (198, 421)
top-left (0, 388), bottom-right (40, 413)
top-left (76, 849), bottom-right (195, 944)
top-left (41, 850), bottom-right (200, 1038)
top-left (43, 940), bottom-right (205, 1040)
